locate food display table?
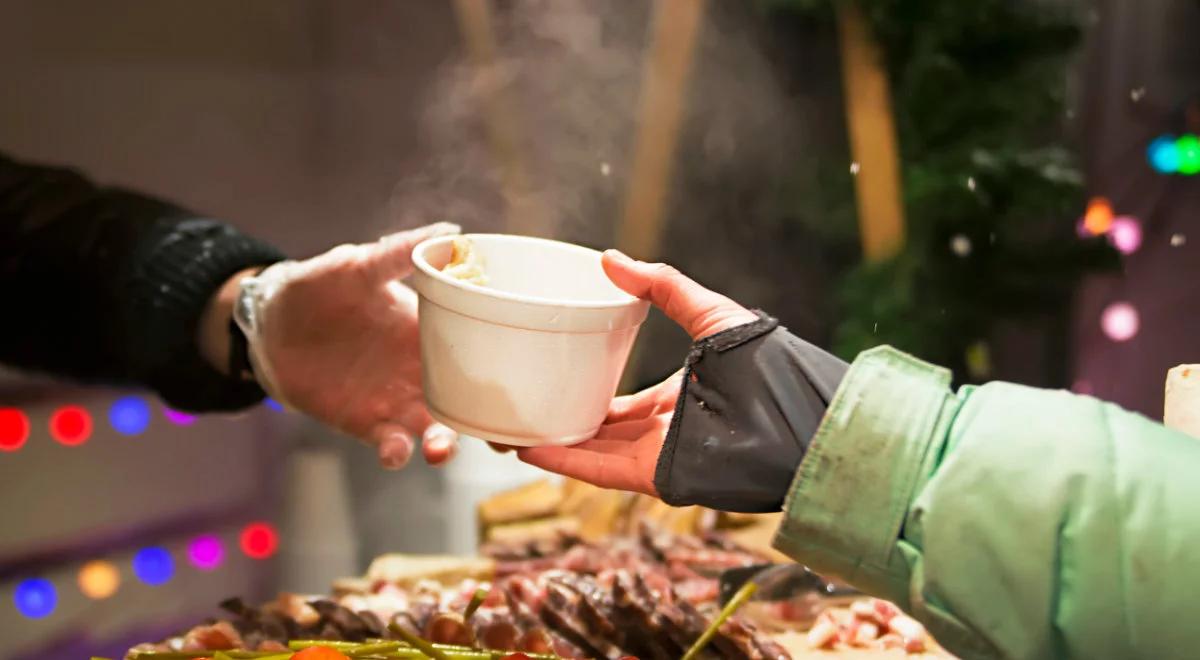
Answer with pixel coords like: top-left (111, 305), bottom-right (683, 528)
top-left (120, 480), bottom-right (953, 659)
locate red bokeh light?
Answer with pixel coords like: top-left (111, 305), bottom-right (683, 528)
top-left (0, 408), bottom-right (30, 451)
top-left (239, 522), bottom-right (279, 560)
top-left (50, 406), bottom-right (92, 446)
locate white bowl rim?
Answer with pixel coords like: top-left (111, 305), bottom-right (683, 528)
top-left (412, 233), bottom-right (644, 310)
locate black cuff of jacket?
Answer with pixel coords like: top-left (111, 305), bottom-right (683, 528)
top-left (122, 217), bottom-right (286, 412)
top-left (654, 311), bottom-right (850, 513)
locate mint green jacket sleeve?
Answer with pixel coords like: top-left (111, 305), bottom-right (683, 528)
top-left (773, 346), bottom-right (1200, 660)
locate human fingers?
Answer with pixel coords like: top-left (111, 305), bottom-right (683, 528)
top-left (601, 250), bottom-right (757, 339)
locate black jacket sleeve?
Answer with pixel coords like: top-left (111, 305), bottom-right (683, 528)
top-left (0, 151), bottom-right (286, 411)
top-left (655, 312), bottom-right (849, 513)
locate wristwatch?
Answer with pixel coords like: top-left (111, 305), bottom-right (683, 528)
top-left (228, 266), bottom-right (270, 383)
top-left (228, 316), bottom-right (256, 382)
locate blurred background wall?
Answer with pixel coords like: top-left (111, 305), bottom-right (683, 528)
top-left (0, 3), bottom-right (470, 657)
top-left (1073, 0), bottom-right (1200, 417)
top-left (0, 0), bottom-right (1196, 658)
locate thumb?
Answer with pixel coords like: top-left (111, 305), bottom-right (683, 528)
top-left (601, 250), bottom-right (757, 340)
top-left (372, 222), bottom-right (462, 278)
top-left (369, 422), bottom-right (416, 470)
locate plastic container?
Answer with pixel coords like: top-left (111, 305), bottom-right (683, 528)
top-left (411, 234), bottom-right (649, 446)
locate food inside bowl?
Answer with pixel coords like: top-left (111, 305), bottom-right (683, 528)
top-left (441, 236), bottom-right (489, 286)
top-left (412, 233), bottom-right (649, 446)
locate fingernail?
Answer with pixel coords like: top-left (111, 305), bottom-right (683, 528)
top-left (424, 423), bottom-right (457, 443)
top-left (378, 435), bottom-right (414, 470)
top-left (423, 424), bottom-right (459, 464)
top-left (427, 435), bottom-right (459, 464)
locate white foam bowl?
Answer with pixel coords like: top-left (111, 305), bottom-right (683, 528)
top-left (411, 234), bottom-right (650, 447)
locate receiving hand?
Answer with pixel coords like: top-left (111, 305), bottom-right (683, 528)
top-left (516, 250), bottom-right (758, 494)
top-left (235, 223), bottom-right (461, 469)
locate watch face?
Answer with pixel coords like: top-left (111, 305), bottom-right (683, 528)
top-left (233, 280), bottom-right (256, 331)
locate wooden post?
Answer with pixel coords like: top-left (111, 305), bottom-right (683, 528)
top-left (836, 2), bottom-right (905, 262)
top-left (452, 0), bottom-right (551, 237)
top-left (615, 0), bottom-right (707, 260)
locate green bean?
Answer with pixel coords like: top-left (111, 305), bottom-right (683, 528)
top-left (359, 649), bottom-right (491, 660)
top-left (348, 642), bottom-right (408, 657)
top-left (681, 580), bottom-right (758, 660)
top-left (387, 623), bottom-right (449, 660)
top-left (132, 637), bottom-right (561, 660)
top-left (363, 639), bottom-right (512, 654)
top-left (341, 640), bottom-right (492, 655)
top-left (131, 652), bottom-right (287, 659)
top-left (288, 641), bottom-right (361, 651)
top-left (462, 587), bottom-right (489, 621)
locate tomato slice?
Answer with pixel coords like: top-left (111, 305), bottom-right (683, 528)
top-left (291, 646), bottom-right (351, 660)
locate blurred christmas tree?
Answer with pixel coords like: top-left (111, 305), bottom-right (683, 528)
top-left (769, 0), bottom-right (1119, 382)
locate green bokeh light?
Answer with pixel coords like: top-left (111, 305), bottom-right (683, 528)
top-left (1177, 135), bottom-right (1200, 176)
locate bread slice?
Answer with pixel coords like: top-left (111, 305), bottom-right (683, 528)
top-left (356, 554), bottom-right (496, 589)
top-left (477, 479), bottom-right (563, 527)
top-left (485, 516), bottom-right (581, 544)
top-left (559, 483), bottom-right (636, 541)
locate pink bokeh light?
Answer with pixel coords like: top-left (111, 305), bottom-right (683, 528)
top-left (187, 535), bottom-right (225, 571)
top-left (1108, 216), bottom-right (1143, 255)
top-left (1101, 302), bottom-right (1140, 342)
top-left (162, 407), bottom-right (197, 426)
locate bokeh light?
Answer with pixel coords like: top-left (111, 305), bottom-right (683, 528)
top-left (1178, 134), bottom-right (1200, 175)
top-left (1081, 197), bottom-right (1114, 236)
top-left (50, 406), bottom-right (92, 446)
top-left (187, 535), bottom-right (225, 571)
top-left (1108, 216), bottom-right (1143, 255)
top-left (1075, 216), bottom-right (1091, 238)
top-left (1147, 134), bottom-right (1200, 175)
top-left (964, 341), bottom-right (991, 379)
top-left (949, 234), bottom-right (972, 257)
top-left (1101, 302), bottom-right (1140, 342)
top-left (1072, 379), bottom-right (1094, 395)
top-left (0, 408), bottom-right (30, 452)
top-left (264, 398), bottom-right (284, 412)
top-left (132, 547), bottom-right (174, 586)
top-left (14, 578), bottom-right (56, 619)
top-left (109, 396), bottom-right (151, 435)
top-left (162, 406), bottom-right (197, 426)
top-left (78, 560), bottom-right (120, 600)
top-left (1148, 135), bottom-right (1181, 173)
top-left (240, 522), bottom-right (279, 560)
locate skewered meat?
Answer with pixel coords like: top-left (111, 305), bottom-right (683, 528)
top-left (425, 611), bottom-right (477, 646)
top-left (803, 599), bottom-right (931, 653)
top-left (180, 621), bottom-right (242, 651)
top-left (128, 526), bottom-right (939, 658)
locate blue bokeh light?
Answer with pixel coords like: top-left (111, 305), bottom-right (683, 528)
top-left (14, 578), bottom-right (57, 619)
top-left (132, 547), bottom-right (174, 586)
top-left (1148, 135), bottom-right (1181, 174)
top-left (264, 398), bottom-right (283, 412)
top-left (109, 396), bottom-right (151, 435)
